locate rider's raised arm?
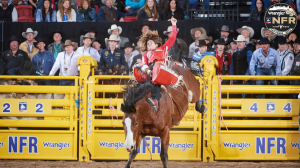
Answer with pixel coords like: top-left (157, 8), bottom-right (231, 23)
top-left (161, 17), bottom-right (178, 52)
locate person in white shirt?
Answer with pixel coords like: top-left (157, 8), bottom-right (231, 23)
top-left (76, 33), bottom-right (100, 62)
top-left (49, 40), bottom-right (79, 86)
top-left (56, 0), bottom-right (76, 22)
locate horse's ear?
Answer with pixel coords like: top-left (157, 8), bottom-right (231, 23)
top-left (120, 104), bottom-right (126, 113)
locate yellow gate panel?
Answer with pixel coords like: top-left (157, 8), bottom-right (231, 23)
top-left (216, 131), bottom-right (299, 160)
top-left (92, 130), bottom-right (201, 161)
top-left (0, 131), bottom-right (77, 160)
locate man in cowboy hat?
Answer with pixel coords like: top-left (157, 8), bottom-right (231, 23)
top-left (214, 25), bottom-right (233, 51)
top-left (47, 30), bottom-right (64, 60)
top-left (227, 39), bottom-right (237, 55)
top-left (105, 24), bottom-right (130, 49)
top-left (49, 40), bottom-right (79, 86)
top-left (189, 27), bottom-right (207, 58)
top-left (277, 36), bottom-right (294, 98)
top-left (19, 28), bottom-right (39, 60)
top-left (79, 27), bottom-right (97, 46)
top-left (192, 40), bottom-right (215, 69)
top-left (164, 26), bottom-right (188, 62)
top-left (1, 36), bottom-right (30, 74)
top-left (98, 35), bottom-right (128, 75)
top-left (199, 34), bottom-right (213, 51)
top-left (92, 39), bottom-right (103, 55)
top-left (214, 38), bottom-right (232, 77)
top-left (97, 0), bottom-right (125, 22)
top-left (277, 36), bottom-right (294, 77)
top-left (229, 35), bottom-right (253, 91)
top-left (136, 22), bottom-right (153, 43)
top-left (32, 37), bottom-right (55, 76)
top-left (289, 38), bottom-right (300, 98)
top-left (261, 27), bottom-right (277, 49)
top-left (122, 41), bottom-right (134, 68)
top-left (217, 25), bottom-right (233, 43)
top-left (237, 25), bottom-right (256, 52)
top-left (249, 37), bottom-right (280, 98)
top-left (77, 33), bottom-right (100, 63)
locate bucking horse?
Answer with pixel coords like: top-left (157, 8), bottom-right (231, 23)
top-left (121, 61), bottom-right (201, 168)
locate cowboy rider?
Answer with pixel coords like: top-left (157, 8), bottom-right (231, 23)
top-left (139, 17), bottom-right (177, 111)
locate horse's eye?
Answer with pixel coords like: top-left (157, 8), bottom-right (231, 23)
top-left (135, 123), bottom-right (138, 126)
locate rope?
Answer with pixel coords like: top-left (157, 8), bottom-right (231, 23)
top-left (109, 97), bottom-right (118, 128)
top-left (143, 137), bottom-right (153, 168)
top-left (110, 72), bottom-right (125, 127)
top-left (218, 74), bottom-right (228, 147)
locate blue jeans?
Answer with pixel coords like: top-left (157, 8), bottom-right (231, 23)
top-left (290, 80), bottom-right (300, 99)
top-left (256, 68), bottom-right (278, 98)
top-left (59, 80), bottom-right (74, 86)
top-left (297, 0), bottom-right (300, 13)
top-left (203, 0), bottom-right (209, 10)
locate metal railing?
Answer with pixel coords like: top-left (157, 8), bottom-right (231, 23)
top-left (187, 1), bottom-right (240, 21)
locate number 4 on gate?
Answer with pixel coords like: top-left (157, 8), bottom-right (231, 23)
top-left (250, 102), bottom-right (259, 113)
top-left (283, 102), bottom-right (292, 113)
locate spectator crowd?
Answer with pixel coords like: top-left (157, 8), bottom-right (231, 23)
top-left (0, 0), bottom-right (300, 100)
top-left (1, 0), bottom-right (300, 22)
top-left (0, 0), bottom-right (188, 22)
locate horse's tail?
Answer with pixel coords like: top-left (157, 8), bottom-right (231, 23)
top-left (121, 81), bottom-right (153, 113)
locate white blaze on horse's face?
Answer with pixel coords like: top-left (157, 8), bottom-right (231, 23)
top-left (188, 90), bottom-right (193, 103)
top-left (124, 117), bottom-right (136, 152)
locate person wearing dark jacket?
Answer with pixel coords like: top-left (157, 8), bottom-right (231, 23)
top-left (0, 0), bottom-right (18, 22)
top-left (76, 0), bottom-right (97, 22)
top-left (97, 0), bottom-right (125, 22)
top-left (1, 36), bottom-right (30, 74)
top-left (137, 0), bottom-right (161, 21)
top-left (249, 0), bottom-right (265, 21)
top-left (289, 38), bottom-right (300, 98)
top-left (161, 0), bottom-right (184, 21)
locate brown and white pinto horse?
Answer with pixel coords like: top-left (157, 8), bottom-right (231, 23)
top-left (121, 61), bottom-right (201, 168)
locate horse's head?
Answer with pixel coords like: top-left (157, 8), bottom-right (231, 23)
top-left (122, 112), bottom-right (143, 152)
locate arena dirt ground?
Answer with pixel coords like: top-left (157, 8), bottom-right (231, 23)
top-left (0, 160), bottom-right (300, 168)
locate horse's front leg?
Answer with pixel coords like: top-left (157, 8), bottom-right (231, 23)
top-left (160, 127), bottom-right (170, 168)
top-left (125, 135), bottom-right (143, 168)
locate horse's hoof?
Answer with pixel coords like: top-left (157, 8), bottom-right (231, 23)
top-left (197, 105), bottom-right (207, 113)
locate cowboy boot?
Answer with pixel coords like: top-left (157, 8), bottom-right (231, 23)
top-left (147, 98), bottom-right (159, 112)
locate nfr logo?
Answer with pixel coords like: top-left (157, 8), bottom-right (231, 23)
top-left (8, 136), bottom-right (38, 154)
top-left (256, 137), bottom-right (286, 154)
top-left (99, 137), bottom-right (194, 154)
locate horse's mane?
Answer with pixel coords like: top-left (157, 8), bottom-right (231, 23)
top-left (121, 80), bottom-right (153, 114)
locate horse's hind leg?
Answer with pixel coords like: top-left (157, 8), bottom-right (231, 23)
top-left (160, 128), bottom-right (170, 168)
top-left (125, 135), bottom-right (143, 168)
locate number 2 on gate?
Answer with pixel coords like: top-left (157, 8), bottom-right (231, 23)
top-left (2, 103), bottom-right (11, 113)
top-left (35, 103), bottom-right (44, 113)
top-left (250, 102), bottom-right (258, 112)
top-left (283, 102), bottom-right (292, 113)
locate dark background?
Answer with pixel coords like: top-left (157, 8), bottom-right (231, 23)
top-left (1, 19), bottom-right (299, 52)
